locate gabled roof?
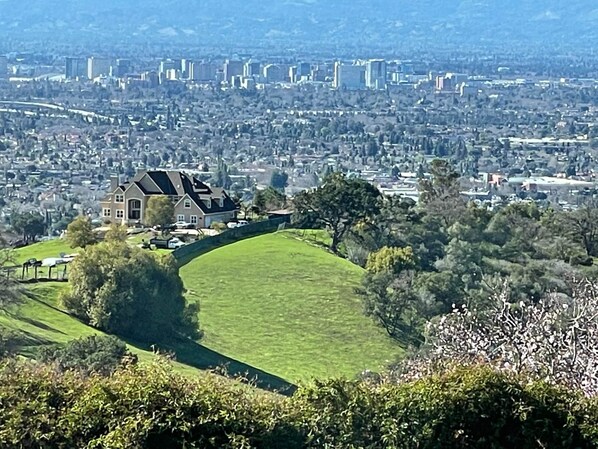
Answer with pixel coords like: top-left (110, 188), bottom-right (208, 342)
top-left (102, 170), bottom-right (238, 214)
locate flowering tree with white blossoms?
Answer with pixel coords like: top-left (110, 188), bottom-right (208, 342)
top-left (395, 279), bottom-right (598, 396)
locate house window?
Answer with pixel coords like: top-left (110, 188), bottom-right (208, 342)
top-left (115, 194), bottom-right (124, 203)
top-left (184, 199), bottom-right (192, 209)
top-left (116, 210), bottom-right (124, 219)
top-left (103, 208), bottom-right (111, 217)
top-left (177, 214), bottom-right (185, 222)
top-left (219, 196), bottom-right (224, 207)
top-left (190, 215), bottom-right (198, 225)
top-left (128, 199), bottom-right (141, 220)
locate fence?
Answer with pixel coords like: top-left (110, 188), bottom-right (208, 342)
top-left (172, 217), bottom-right (289, 266)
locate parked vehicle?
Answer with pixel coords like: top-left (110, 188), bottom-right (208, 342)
top-left (168, 238), bottom-right (186, 249)
top-left (227, 220), bottom-right (249, 229)
top-left (150, 236), bottom-right (187, 249)
top-left (173, 221), bottom-right (195, 229)
top-left (152, 224), bottom-right (176, 232)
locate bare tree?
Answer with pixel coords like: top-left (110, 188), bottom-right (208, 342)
top-left (395, 280), bottom-right (598, 396)
top-left (0, 238), bottom-right (22, 309)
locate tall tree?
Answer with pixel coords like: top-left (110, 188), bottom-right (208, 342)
top-left (270, 170), bottom-right (289, 191)
top-left (418, 159), bottom-right (465, 227)
top-left (61, 242), bottom-right (199, 341)
top-left (10, 212), bottom-right (45, 243)
top-left (0, 237), bottom-right (22, 308)
top-left (145, 196), bottom-right (175, 231)
top-left (253, 187), bottom-right (286, 215)
top-left (294, 172), bottom-right (381, 253)
top-left (66, 216), bottom-right (97, 249)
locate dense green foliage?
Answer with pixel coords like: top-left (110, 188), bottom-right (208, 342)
top-left (253, 186), bottom-right (287, 215)
top-left (65, 216), bottom-right (97, 249)
top-left (294, 172), bottom-right (381, 253)
top-left (40, 335), bottom-right (136, 376)
top-left (0, 362), bottom-right (596, 448)
top-left (144, 195), bottom-right (175, 229)
top-left (62, 241), bottom-right (199, 342)
top-left (287, 161), bottom-right (598, 343)
top-left (10, 211), bottom-right (45, 243)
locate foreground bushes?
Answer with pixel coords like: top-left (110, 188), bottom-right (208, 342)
top-left (0, 361), bottom-right (596, 448)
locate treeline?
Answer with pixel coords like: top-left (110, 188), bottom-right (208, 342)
top-left (0, 361), bottom-right (596, 448)
top-left (294, 163), bottom-right (598, 343)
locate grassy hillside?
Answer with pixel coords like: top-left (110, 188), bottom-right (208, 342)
top-left (13, 239), bottom-right (78, 264)
top-left (180, 231), bottom-right (402, 382)
top-left (0, 283), bottom-right (203, 375)
top-left (4, 249), bottom-right (295, 391)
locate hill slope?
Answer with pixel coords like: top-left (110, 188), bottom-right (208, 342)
top-left (0, 283), bottom-right (201, 375)
top-left (180, 231), bottom-right (402, 382)
top-left (1, 0), bottom-right (597, 51)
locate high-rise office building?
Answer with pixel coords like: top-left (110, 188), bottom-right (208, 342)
top-left (334, 62), bottom-right (366, 90)
top-left (111, 59), bottom-right (131, 77)
top-left (297, 62), bottom-right (311, 79)
top-left (365, 59), bottom-right (387, 90)
top-left (289, 66), bottom-right (298, 83)
top-left (65, 57), bottom-right (87, 79)
top-left (0, 56), bottom-right (8, 79)
top-left (223, 59), bottom-right (243, 84)
top-left (190, 62), bottom-right (216, 82)
top-left (243, 60), bottom-right (261, 78)
top-left (180, 59), bottom-right (192, 79)
top-left (159, 59), bottom-right (178, 75)
top-left (141, 71), bottom-right (160, 88)
top-left (87, 57), bottom-right (111, 79)
top-left (263, 64), bottom-right (283, 84)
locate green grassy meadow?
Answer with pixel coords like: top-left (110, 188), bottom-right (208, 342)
top-left (0, 282), bottom-right (207, 375)
top-left (180, 231), bottom-right (402, 382)
top-left (5, 229), bottom-right (401, 388)
top-left (13, 239), bottom-right (78, 264)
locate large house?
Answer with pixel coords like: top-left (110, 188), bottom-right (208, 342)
top-left (100, 170), bottom-right (237, 228)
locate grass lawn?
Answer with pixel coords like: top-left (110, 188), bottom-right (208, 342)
top-left (13, 239), bottom-right (77, 264)
top-left (180, 231), bottom-right (402, 383)
top-left (13, 235), bottom-right (171, 267)
top-left (0, 282), bottom-right (206, 377)
top-left (1, 282), bottom-right (293, 391)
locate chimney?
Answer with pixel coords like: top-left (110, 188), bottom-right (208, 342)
top-left (110, 175), bottom-right (119, 191)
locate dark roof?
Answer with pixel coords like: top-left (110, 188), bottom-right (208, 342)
top-left (115, 170), bottom-right (238, 215)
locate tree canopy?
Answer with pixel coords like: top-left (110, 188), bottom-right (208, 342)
top-left (61, 241), bottom-right (199, 341)
top-left (294, 172), bottom-right (381, 253)
top-left (10, 212), bottom-right (45, 243)
top-left (40, 335), bottom-right (135, 376)
top-left (145, 195), bottom-right (175, 229)
top-left (65, 216), bottom-right (97, 249)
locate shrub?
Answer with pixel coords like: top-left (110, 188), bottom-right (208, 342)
top-left (61, 241), bottom-right (200, 342)
top-left (0, 362), bottom-right (596, 448)
top-left (290, 366), bottom-right (596, 448)
top-left (39, 335), bottom-right (136, 376)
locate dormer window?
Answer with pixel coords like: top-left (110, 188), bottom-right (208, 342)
top-left (115, 194), bottom-right (124, 203)
top-left (184, 199), bottom-right (191, 209)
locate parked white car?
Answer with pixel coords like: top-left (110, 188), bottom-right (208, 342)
top-left (168, 238), bottom-right (186, 249)
top-left (173, 221), bottom-right (195, 229)
top-left (227, 220), bottom-right (249, 229)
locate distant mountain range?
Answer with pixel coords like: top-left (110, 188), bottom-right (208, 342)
top-left (2, 1), bottom-right (598, 53)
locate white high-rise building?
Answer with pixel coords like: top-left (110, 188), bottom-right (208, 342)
top-left (365, 59), bottom-right (387, 90)
top-left (334, 62), bottom-right (366, 90)
top-left (87, 57), bottom-right (111, 80)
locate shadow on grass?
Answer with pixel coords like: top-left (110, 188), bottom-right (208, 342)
top-left (17, 282), bottom-right (298, 395)
top-left (128, 337), bottom-right (297, 396)
top-left (18, 317), bottom-right (67, 335)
